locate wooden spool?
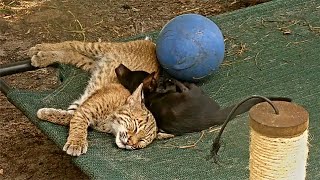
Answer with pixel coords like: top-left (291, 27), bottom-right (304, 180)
top-left (249, 101), bottom-right (309, 180)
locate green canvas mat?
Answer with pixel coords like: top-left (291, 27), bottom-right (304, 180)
top-left (6, 0), bottom-right (320, 179)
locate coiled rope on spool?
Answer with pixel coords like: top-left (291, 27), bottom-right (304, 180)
top-left (209, 95), bottom-right (309, 180)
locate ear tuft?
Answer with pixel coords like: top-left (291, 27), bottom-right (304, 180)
top-left (154, 70), bottom-right (160, 80)
top-left (127, 83), bottom-right (144, 105)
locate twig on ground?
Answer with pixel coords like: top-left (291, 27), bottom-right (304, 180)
top-left (254, 50), bottom-right (263, 71)
top-left (308, 24), bottom-right (320, 34)
top-left (261, 18), bottom-right (293, 24)
top-left (239, 16), bottom-right (252, 28)
top-left (67, 10), bottom-right (86, 41)
top-left (176, 7), bottom-right (200, 15)
top-left (178, 131), bottom-right (205, 149)
top-left (213, 83), bottom-right (227, 97)
top-left (236, 43), bottom-right (249, 56)
top-left (208, 126), bottom-right (222, 133)
top-left (286, 40), bottom-right (309, 47)
top-left (221, 56), bottom-right (252, 67)
top-left (162, 131), bottom-right (206, 149)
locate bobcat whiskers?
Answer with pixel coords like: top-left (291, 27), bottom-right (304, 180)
top-left (112, 123), bottom-right (131, 149)
top-left (112, 120), bottom-right (146, 150)
top-left (115, 131), bottom-right (135, 150)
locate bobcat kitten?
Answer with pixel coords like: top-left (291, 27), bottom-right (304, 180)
top-left (28, 39), bottom-right (159, 156)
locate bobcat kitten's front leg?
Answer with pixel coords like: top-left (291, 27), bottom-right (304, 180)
top-left (63, 112), bottom-right (90, 156)
top-left (36, 107), bottom-right (89, 156)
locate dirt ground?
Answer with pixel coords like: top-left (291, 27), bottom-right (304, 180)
top-left (0, 0), bottom-right (268, 179)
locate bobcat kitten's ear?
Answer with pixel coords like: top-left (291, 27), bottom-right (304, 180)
top-left (154, 70), bottom-right (160, 80)
top-left (127, 83), bottom-right (144, 106)
top-left (144, 36), bottom-right (152, 41)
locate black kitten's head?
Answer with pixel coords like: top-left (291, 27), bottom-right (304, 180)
top-left (115, 64), bottom-right (158, 94)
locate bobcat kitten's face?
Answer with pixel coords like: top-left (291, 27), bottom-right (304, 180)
top-left (112, 84), bottom-right (157, 150)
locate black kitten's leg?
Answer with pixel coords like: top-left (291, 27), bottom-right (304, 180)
top-left (156, 132), bottom-right (175, 140)
top-left (156, 86), bottom-right (175, 93)
top-left (171, 79), bottom-right (188, 92)
top-left (156, 78), bottom-right (177, 93)
top-left (183, 82), bottom-right (197, 89)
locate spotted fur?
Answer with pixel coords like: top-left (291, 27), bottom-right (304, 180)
top-left (29, 39), bottom-right (159, 156)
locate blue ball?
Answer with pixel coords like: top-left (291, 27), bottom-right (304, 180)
top-left (156, 14), bottom-right (225, 82)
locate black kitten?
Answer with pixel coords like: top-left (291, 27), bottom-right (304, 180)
top-left (115, 64), bottom-right (292, 135)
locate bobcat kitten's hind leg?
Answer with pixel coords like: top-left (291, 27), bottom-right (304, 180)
top-left (37, 108), bottom-right (72, 126)
top-left (30, 50), bottom-right (96, 72)
top-left (30, 51), bottom-right (63, 68)
top-left (28, 43), bottom-right (72, 55)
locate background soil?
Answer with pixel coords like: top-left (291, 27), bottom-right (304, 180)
top-left (0, 0), bottom-right (268, 179)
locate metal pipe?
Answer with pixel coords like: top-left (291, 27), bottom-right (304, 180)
top-left (0, 59), bottom-right (38, 96)
top-left (0, 59), bottom-right (38, 77)
top-left (0, 78), bottom-right (11, 96)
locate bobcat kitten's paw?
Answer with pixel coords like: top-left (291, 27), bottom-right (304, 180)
top-left (30, 52), bottom-right (43, 67)
top-left (37, 108), bottom-right (51, 120)
top-left (28, 45), bottom-right (42, 56)
top-left (63, 137), bottom-right (88, 156)
top-left (28, 43), bottom-right (57, 56)
top-left (30, 51), bottom-right (61, 68)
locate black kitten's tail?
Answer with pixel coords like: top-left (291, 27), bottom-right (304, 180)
top-left (209, 96), bottom-right (291, 162)
top-left (216, 96), bottom-right (291, 123)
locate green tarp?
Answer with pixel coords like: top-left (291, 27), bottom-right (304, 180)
top-left (6, 0), bottom-right (320, 179)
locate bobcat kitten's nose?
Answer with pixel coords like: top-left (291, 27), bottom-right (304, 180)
top-left (121, 139), bottom-right (128, 145)
top-left (120, 139), bottom-right (135, 150)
